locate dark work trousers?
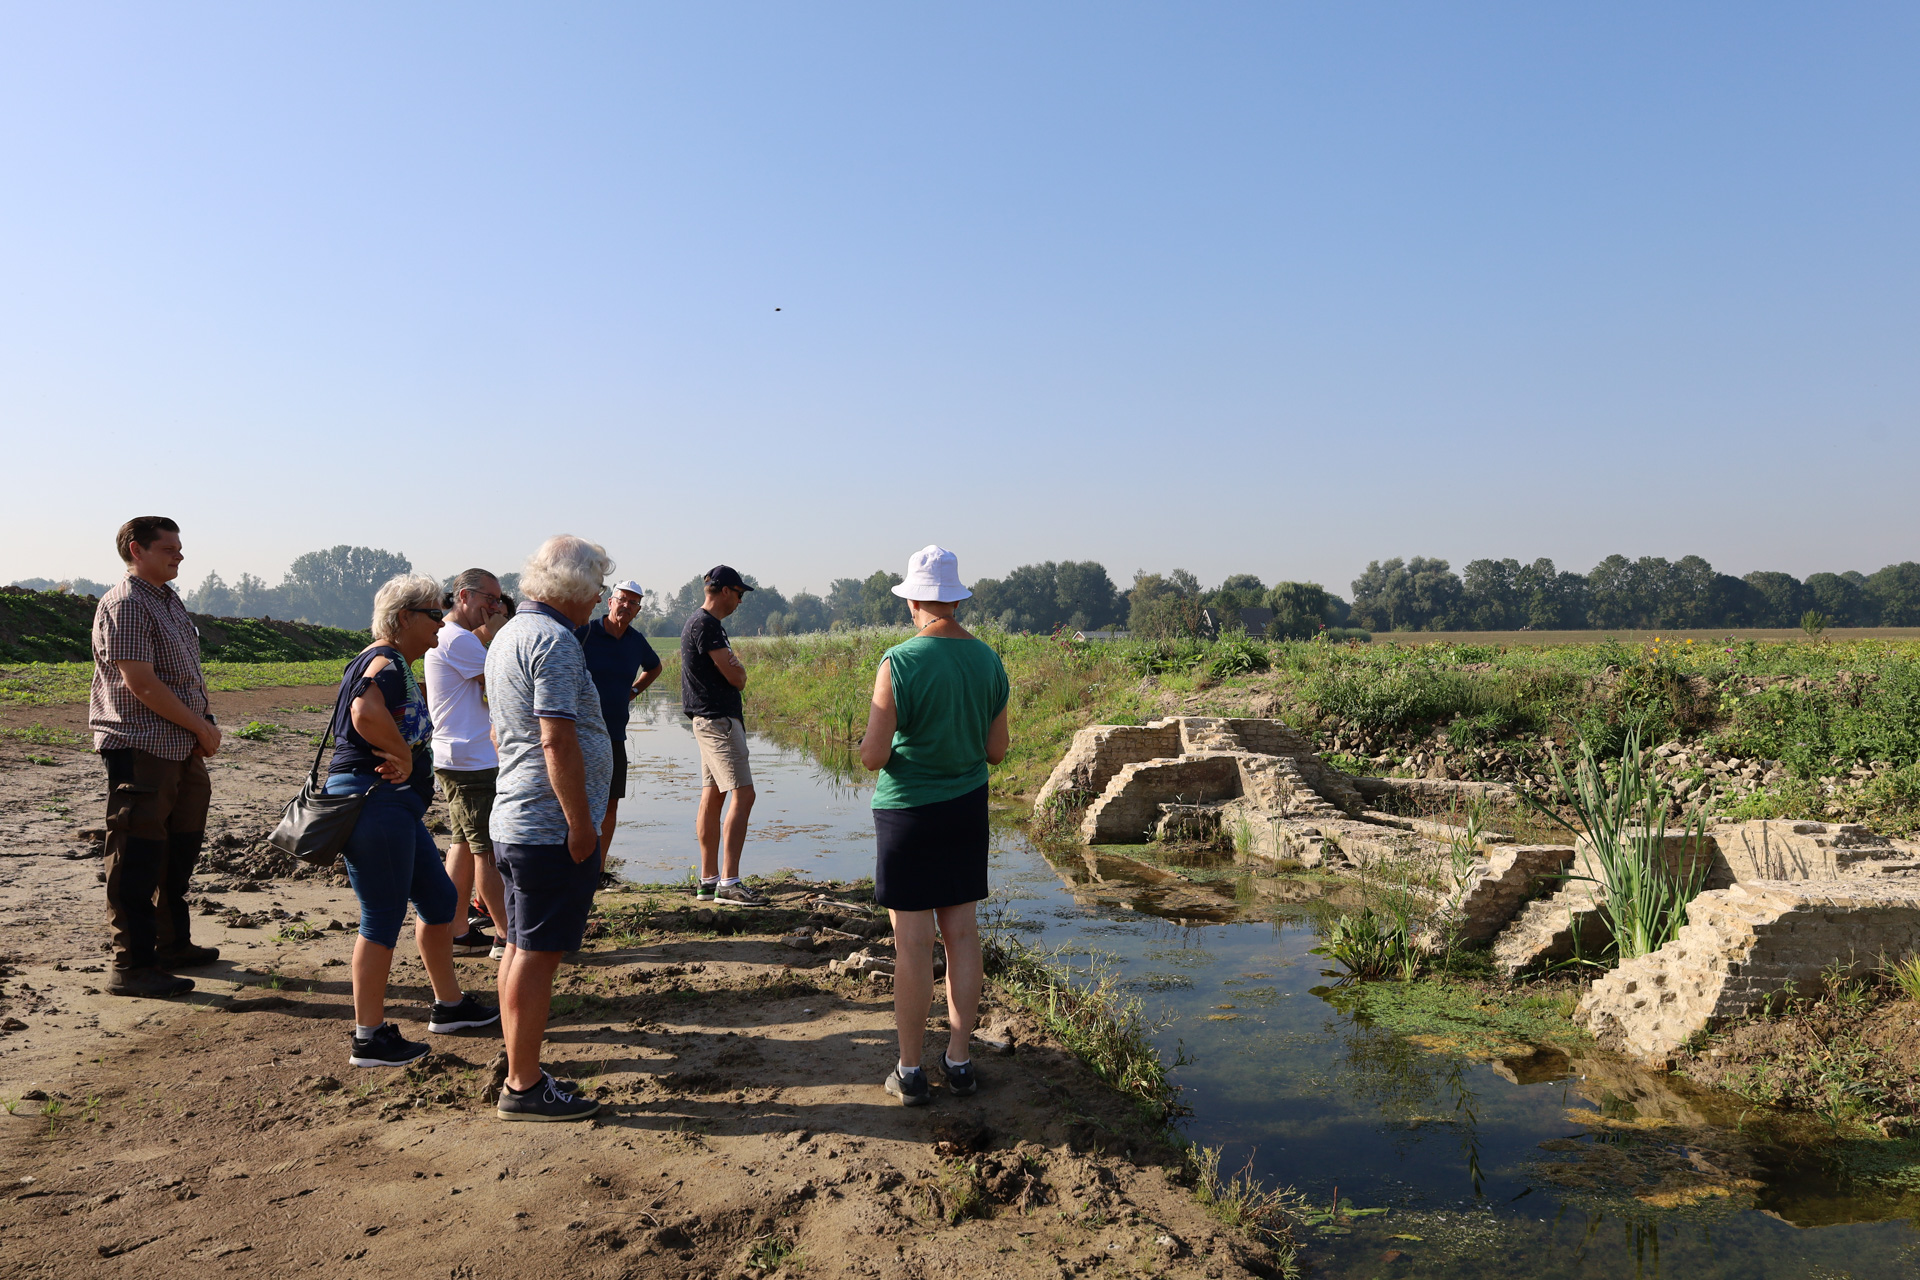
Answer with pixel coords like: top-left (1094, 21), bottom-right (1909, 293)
top-left (101, 749), bottom-right (211, 969)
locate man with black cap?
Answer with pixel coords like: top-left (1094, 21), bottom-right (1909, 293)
top-left (680, 565), bottom-right (764, 906)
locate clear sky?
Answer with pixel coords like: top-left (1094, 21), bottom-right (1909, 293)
top-left (3, 4), bottom-right (1915, 599)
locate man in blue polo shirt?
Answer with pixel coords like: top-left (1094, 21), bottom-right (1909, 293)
top-left (576, 579), bottom-right (663, 867)
top-left (485, 535), bottom-right (614, 1123)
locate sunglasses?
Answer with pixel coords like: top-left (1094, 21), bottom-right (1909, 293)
top-left (408, 607), bottom-right (446, 621)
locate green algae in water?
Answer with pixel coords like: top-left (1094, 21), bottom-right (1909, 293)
top-left (1320, 978), bottom-right (1589, 1057)
top-left (1832, 1137), bottom-right (1920, 1193)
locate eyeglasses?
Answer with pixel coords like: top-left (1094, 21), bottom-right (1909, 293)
top-left (467, 589), bottom-right (504, 608)
top-left (408, 607), bottom-right (446, 621)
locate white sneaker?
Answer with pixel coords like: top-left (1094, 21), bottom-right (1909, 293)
top-left (489, 942), bottom-right (506, 959)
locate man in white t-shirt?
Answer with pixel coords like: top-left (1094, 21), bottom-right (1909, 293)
top-left (427, 569), bottom-right (509, 956)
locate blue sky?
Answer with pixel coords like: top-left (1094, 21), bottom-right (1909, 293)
top-left (3, 4), bottom-right (1915, 599)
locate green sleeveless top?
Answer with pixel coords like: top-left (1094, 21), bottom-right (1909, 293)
top-left (871, 635), bottom-right (1010, 810)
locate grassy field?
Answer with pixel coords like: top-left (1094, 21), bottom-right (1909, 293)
top-left (1371, 627), bottom-right (1920, 646)
top-left (733, 628), bottom-right (1920, 832)
top-left (0, 660), bottom-right (348, 706)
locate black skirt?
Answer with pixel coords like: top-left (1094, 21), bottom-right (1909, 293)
top-left (872, 783), bottom-right (990, 912)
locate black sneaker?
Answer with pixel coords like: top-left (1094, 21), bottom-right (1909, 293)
top-left (107, 966), bottom-right (193, 998)
top-left (349, 1023), bottom-right (431, 1068)
top-left (695, 881), bottom-right (717, 902)
top-left (883, 1066), bottom-right (930, 1107)
top-left (941, 1056), bottom-right (978, 1097)
top-left (428, 993), bottom-right (500, 1033)
top-left (497, 1072), bottom-right (601, 1123)
top-left (714, 881), bottom-right (768, 907)
top-left (451, 928), bottom-right (494, 956)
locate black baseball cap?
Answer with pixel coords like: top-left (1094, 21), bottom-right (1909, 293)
top-left (705, 565), bottom-right (753, 593)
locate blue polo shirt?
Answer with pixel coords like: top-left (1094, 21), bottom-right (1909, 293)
top-left (575, 618), bottom-right (662, 738)
top-left (485, 601), bottom-right (613, 845)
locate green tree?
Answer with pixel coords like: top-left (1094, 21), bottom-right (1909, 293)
top-left (1265, 581), bottom-right (1337, 639)
top-left (279, 546), bottom-right (411, 629)
top-left (1866, 562), bottom-right (1920, 626)
top-left (1350, 557), bottom-right (1461, 631)
top-left (1806, 572), bottom-right (1869, 626)
top-left (1128, 570), bottom-right (1202, 638)
top-left (1741, 571), bottom-right (1808, 627)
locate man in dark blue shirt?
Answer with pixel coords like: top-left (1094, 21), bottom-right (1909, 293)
top-left (575, 580), bottom-right (662, 865)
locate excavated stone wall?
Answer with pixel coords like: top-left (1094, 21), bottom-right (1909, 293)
top-left (1033, 724), bottom-right (1183, 811)
top-left (1578, 880), bottom-right (1920, 1061)
top-left (1447, 845), bottom-right (1577, 943)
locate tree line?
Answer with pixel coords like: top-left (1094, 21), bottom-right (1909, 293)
top-left (18, 547), bottom-right (1920, 636)
top-left (1348, 556), bottom-right (1920, 631)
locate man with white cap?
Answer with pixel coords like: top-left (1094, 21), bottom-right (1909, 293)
top-left (575, 579), bottom-right (663, 866)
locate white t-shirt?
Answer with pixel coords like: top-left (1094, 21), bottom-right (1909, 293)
top-left (426, 620), bottom-right (497, 770)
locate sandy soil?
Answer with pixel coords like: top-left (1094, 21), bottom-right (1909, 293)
top-left (0, 689), bottom-right (1278, 1278)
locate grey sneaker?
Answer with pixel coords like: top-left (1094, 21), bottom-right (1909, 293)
top-left (884, 1065), bottom-right (930, 1106)
top-left (714, 881), bottom-right (768, 907)
top-left (497, 1071), bottom-right (601, 1123)
top-left (695, 881), bottom-right (717, 902)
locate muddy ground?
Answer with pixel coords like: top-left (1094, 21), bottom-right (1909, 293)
top-left (0, 689), bottom-right (1279, 1279)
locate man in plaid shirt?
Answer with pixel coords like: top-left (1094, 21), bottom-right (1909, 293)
top-left (90, 516), bottom-right (223, 998)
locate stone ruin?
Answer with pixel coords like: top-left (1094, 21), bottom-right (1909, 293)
top-left (1036, 718), bottom-right (1920, 1064)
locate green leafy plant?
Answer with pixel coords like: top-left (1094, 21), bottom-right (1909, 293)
top-left (235, 720), bottom-right (282, 741)
top-left (1525, 726), bottom-right (1708, 962)
top-left (1311, 907), bottom-right (1417, 981)
top-left (1801, 610), bottom-right (1829, 640)
top-left (745, 1233), bottom-right (800, 1269)
top-left (42, 1098), bottom-right (64, 1134)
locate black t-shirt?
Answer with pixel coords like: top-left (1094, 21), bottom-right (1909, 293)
top-left (679, 608), bottom-right (742, 720)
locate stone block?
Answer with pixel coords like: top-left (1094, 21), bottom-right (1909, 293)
top-left (1708, 820), bottom-right (1906, 883)
top-left (1034, 724), bottom-right (1183, 812)
top-left (1446, 845), bottom-right (1577, 943)
top-left (1577, 879), bottom-right (1920, 1062)
top-left (1490, 879), bottom-right (1610, 977)
top-left (1080, 755), bottom-right (1242, 844)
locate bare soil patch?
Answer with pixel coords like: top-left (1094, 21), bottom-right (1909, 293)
top-left (0, 691), bottom-right (1276, 1278)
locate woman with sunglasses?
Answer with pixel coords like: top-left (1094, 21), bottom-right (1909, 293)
top-left (324, 574), bottom-right (498, 1067)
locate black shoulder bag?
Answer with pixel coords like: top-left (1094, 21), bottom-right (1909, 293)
top-left (266, 662), bottom-right (381, 866)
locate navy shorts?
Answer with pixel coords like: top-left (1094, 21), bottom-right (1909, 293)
top-left (493, 840), bottom-right (602, 953)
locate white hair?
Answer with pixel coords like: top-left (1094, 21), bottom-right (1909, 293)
top-left (521, 534), bottom-right (613, 607)
top-left (370, 573), bottom-right (444, 641)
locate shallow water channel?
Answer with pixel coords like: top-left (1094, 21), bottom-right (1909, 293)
top-left (611, 697), bottom-right (1920, 1277)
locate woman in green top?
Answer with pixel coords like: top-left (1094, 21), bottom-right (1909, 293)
top-left (860, 546), bottom-right (1010, 1107)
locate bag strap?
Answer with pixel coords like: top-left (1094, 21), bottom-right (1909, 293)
top-left (310, 654), bottom-right (370, 785)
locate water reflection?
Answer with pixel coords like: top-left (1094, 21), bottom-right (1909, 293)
top-left (609, 698), bottom-right (1920, 1277)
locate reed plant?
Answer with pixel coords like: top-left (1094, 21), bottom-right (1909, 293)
top-left (1526, 725), bottom-right (1708, 962)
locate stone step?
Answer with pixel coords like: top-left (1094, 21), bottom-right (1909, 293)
top-left (1490, 879), bottom-right (1610, 977)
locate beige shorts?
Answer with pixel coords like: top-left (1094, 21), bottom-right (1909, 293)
top-left (691, 716), bottom-right (753, 792)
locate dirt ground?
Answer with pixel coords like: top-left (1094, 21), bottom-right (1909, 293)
top-left (0, 689), bottom-right (1279, 1279)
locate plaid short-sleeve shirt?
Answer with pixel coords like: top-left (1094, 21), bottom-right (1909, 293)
top-left (89, 576), bottom-right (210, 760)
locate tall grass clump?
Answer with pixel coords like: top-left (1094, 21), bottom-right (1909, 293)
top-left (1190, 1145), bottom-right (1302, 1272)
top-left (1526, 726), bottom-right (1708, 962)
top-left (981, 919), bottom-right (1183, 1119)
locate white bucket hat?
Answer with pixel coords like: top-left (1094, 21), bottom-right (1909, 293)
top-left (890, 545), bottom-right (972, 603)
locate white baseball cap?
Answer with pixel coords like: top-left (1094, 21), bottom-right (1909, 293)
top-left (890, 545), bottom-right (972, 603)
top-left (611, 580), bottom-right (645, 598)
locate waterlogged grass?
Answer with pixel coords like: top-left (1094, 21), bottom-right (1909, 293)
top-left (981, 924), bottom-right (1183, 1119)
top-left (1318, 978), bottom-right (1588, 1058)
top-left (1, 660), bottom-right (348, 705)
